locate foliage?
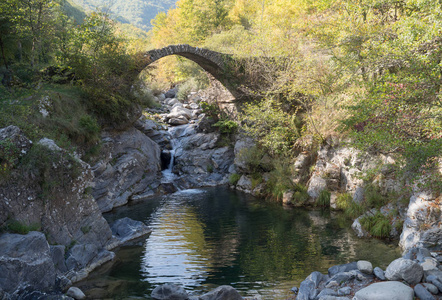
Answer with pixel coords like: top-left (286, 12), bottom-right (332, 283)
top-left (229, 173), bottom-right (241, 185)
top-left (2, 219), bottom-right (41, 234)
top-left (0, 139), bottom-right (20, 177)
top-left (213, 120), bottom-right (238, 134)
top-left (176, 77), bottom-right (209, 101)
top-left (237, 145), bottom-right (267, 174)
top-left (265, 157), bottom-right (296, 200)
top-left (238, 98), bottom-right (300, 156)
top-left (316, 190), bottom-right (331, 207)
top-left (292, 184), bottom-right (310, 204)
top-left (336, 193), bottom-right (353, 211)
top-left (364, 184), bottom-right (389, 209)
top-left (20, 144), bottom-right (81, 200)
top-left (344, 201), bottom-right (364, 219)
top-left (360, 213), bottom-right (392, 238)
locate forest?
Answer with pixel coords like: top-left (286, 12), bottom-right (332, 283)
top-left (0, 0), bottom-right (441, 193)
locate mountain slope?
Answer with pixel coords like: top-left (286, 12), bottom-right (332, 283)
top-left (69, 0), bottom-right (176, 31)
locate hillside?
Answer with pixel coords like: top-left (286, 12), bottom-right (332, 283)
top-left (69, 0), bottom-right (176, 30)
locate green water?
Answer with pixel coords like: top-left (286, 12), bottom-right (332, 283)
top-left (76, 187), bottom-right (400, 299)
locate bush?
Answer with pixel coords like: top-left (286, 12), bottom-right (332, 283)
top-left (360, 213), bottom-right (391, 238)
top-left (316, 190), bottom-right (331, 207)
top-left (213, 119), bottom-right (238, 134)
top-left (229, 173), bottom-right (241, 185)
top-left (292, 184), bottom-right (310, 204)
top-left (344, 201), bottom-right (364, 219)
top-left (364, 184), bottom-right (388, 209)
top-left (336, 193), bottom-right (353, 210)
top-left (4, 219), bottom-right (41, 234)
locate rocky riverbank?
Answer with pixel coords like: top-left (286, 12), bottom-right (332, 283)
top-left (293, 246), bottom-right (442, 300)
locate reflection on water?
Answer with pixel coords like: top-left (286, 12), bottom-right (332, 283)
top-left (77, 187), bottom-right (400, 300)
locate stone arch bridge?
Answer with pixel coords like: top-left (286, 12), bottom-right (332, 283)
top-left (144, 44), bottom-right (255, 101)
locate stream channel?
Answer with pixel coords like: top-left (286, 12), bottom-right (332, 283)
top-left (76, 187), bottom-right (400, 299)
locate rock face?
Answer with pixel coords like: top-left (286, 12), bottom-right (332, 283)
top-left (92, 127), bottom-right (161, 212)
top-left (400, 187), bottom-right (442, 251)
top-left (0, 232), bottom-right (56, 294)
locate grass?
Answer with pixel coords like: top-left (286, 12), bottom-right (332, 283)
top-left (229, 173), bottom-right (241, 185)
top-left (359, 212), bottom-right (392, 238)
top-left (336, 193), bottom-right (353, 210)
top-left (3, 219), bottom-right (41, 235)
top-left (316, 190), bottom-right (331, 207)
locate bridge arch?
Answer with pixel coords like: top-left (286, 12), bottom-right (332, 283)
top-left (143, 44), bottom-right (241, 99)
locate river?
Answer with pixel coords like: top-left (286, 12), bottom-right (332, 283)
top-left (75, 187), bottom-right (400, 299)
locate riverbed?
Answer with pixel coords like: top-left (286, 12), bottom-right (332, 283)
top-left (75, 187), bottom-right (400, 299)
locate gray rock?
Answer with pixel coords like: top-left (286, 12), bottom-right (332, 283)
top-left (236, 175), bottom-right (252, 193)
top-left (328, 262), bottom-right (358, 277)
top-left (92, 127), bottom-right (161, 212)
top-left (167, 106), bottom-right (193, 120)
top-left (357, 260), bottom-right (373, 274)
top-left (297, 271), bottom-right (325, 300)
top-left (0, 125), bottom-right (32, 160)
top-left (425, 269), bottom-right (442, 282)
top-left (51, 245), bottom-right (68, 274)
top-left (422, 283), bottom-right (439, 294)
top-left (151, 284), bottom-right (189, 300)
top-left (233, 137), bottom-right (255, 173)
top-left (317, 288), bottom-right (338, 298)
top-left (403, 247), bottom-right (432, 262)
top-left (165, 88), bottom-right (178, 98)
top-left (414, 284), bottom-right (436, 300)
top-left (426, 275), bottom-right (442, 292)
top-left (338, 286), bottom-right (351, 296)
top-left (199, 285), bottom-right (243, 300)
top-left (291, 287), bottom-right (298, 294)
top-left (353, 281), bottom-right (413, 300)
top-left (307, 176), bottom-right (327, 199)
top-left (0, 232), bottom-right (56, 294)
top-left (385, 258), bottom-right (423, 284)
top-left (421, 257), bottom-right (439, 271)
top-left (109, 217), bottom-right (151, 247)
top-left (66, 287), bottom-right (86, 300)
top-left (169, 116), bottom-right (189, 125)
top-left (326, 272), bottom-right (354, 286)
top-left (373, 267), bottom-right (386, 280)
top-left (66, 243), bottom-right (98, 270)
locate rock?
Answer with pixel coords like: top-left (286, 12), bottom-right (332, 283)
top-left (385, 258), bottom-right (423, 284)
top-left (199, 285), bottom-right (243, 300)
top-left (66, 287), bottom-right (86, 300)
top-left (328, 262), bottom-right (358, 277)
top-left (0, 125), bottom-right (32, 160)
top-left (233, 137), bottom-right (255, 173)
top-left (352, 217), bottom-right (370, 238)
top-left (357, 260), bottom-right (373, 274)
top-left (317, 288), bottom-right (338, 298)
top-left (307, 176), bottom-right (327, 199)
top-left (338, 286), bottom-right (351, 296)
top-left (151, 284), bottom-right (188, 300)
top-left (421, 257), bottom-right (439, 271)
top-left (167, 106), bottom-right (193, 120)
top-left (353, 281), bottom-right (413, 300)
top-left (283, 191), bottom-right (294, 204)
top-left (0, 232), bottom-right (56, 294)
top-left (414, 284), bottom-right (436, 300)
top-left (236, 175), bottom-right (253, 193)
top-left (373, 267), bottom-right (386, 280)
top-left (51, 245), bottom-right (68, 274)
top-left (297, 271), bottom-right (326, 300)
top-left (169, 116), bottom-right (189, 125)
top-left (92, 127), bottom-right (161, 212)
top-left (291, 287), bottom-right (298, 294)
top-left (426, 275), bottom-right (442, 292)
top-left (165, 88), bottom-right (178, 98)
top-left (326, 271), bottom-right (354, 286)
top-left (403, 247), bottom-right (432, 262)
top-left (422, 283), bottom-right (439, 294)
top-left (109, 217), bottom-right (151, 246)
top-left (134, 117), bottom-right (171, 148)
top-left (66, 243), bottom-right (98, 270)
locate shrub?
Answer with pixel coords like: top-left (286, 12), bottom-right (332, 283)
top-left (229, 173), bottom-right (241, 185)
top-left (4, 219), bottom-right (41, 234)
top-left (316, 190), bottom-right (331, 207)
top-left (360, 213), bottom-right (391, 238)
top-left (344, 201), bottom-right (364, 219)
top-left (336, 193), bottom-right (353, 210)
top-left (364, 184), bottom-right (388, 209)
top-left (213, 120), bottom-right (238, 134)
top-left (292, 184), bottom-right (310, 204)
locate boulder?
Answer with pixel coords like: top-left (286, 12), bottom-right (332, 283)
top-left (66, 287), bottom-right (86, 300)
top-left (422, 283), bottom-right (439, 295)
top-left (167, 106), bottom-right (193, 120)
top-left (373, 267), bottom-right (386, 280)
top-left (353, 281), bottom-right (413, 300)
top-left (328, 262), bottom-right (358, 277)
top-left (357, 260), bottom-right (373, 274)
top-left (151, 284), bottom-right (188, 300)
top-left (109, 217), bottom-right (151, 246)
top-left (233, 137), bottom-right (255, 173)
top-left (0, 232), bottom-right (56, 294)
top-left (51, 245), bottom-right (68, 274)
top-left (297, 271), bottom-right (326, 300)
top-left (92, 127), bottom-right (161, 212)
top-left (66, 243), bottom-right (98, 270)
top-left (134, 117), bottom-right (171, 148)
top-left (199, 285), bottom-right (243, 300)
top-left (169, 116), bottom-right (189, 125)
top-left (165, 88), bottom-right (178, 98)
top-left (414, 284), bottom-right (436, 300)
top-left (385, 258), bottom-right (423, 284)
